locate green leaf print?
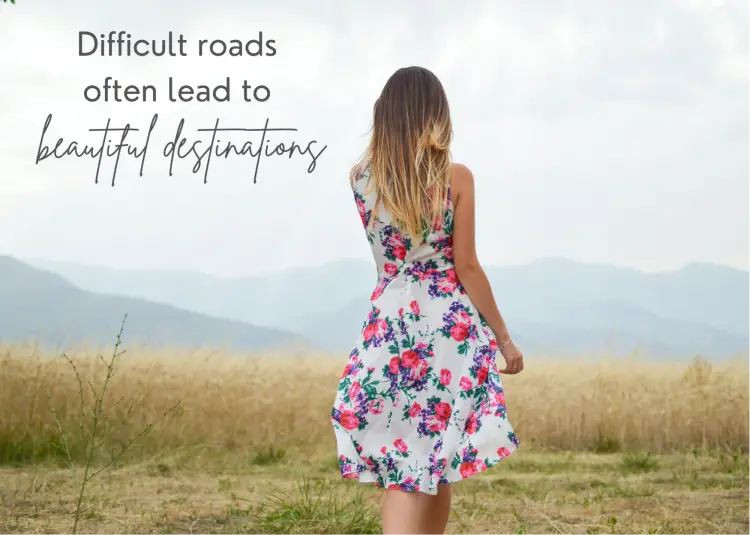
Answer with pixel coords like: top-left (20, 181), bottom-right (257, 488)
top-left (381, 389), bottom-right (398, 403)
top-left (364, 384), bottom-right (378, 401)
top-left (388, 342), bottom-right (400, 355)
top-left (389, 469), bottom-right (405, 483)
top-left (451, 453), bottom-right (461, 470)
top-left (459, 389), bottom-right (473, 400)
top-left (361, 371), bottom-right (375, 387)
top-left (338, 377), bottom-right (351, 394)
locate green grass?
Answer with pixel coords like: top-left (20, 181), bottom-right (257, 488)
top-left (621, 451), bottom-right (660, 473)
top-left (234, 476), bottom-right (380, 534)
top-left (1, 451), bottom-right (747, 533)
top-left (251, 445), bottom-right (287, 466)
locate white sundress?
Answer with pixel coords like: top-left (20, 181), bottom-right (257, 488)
top-left (331, 163), bottom-right (519, 495)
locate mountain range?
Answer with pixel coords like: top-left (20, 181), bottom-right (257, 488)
top-left (7, 255), bottom-right (748, 360)
top-left (0, 256), bottom-right (307, 352)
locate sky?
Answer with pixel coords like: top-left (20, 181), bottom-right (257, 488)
top-left (0, 0), bottom-right (747, 277)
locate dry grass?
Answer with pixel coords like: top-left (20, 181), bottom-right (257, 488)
top-left (0, 344), bottom-right (747, 533)
top-left (0, 346), bottom-right (747, 463)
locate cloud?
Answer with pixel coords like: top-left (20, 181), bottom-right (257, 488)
top-left (0, 0), bottom-right (746, 275)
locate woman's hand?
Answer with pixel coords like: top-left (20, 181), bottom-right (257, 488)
top-left (498, 340), bottom-right (524, 375)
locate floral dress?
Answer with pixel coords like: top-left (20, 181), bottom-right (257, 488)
top-left (331, 163), bottom-right (519, 495)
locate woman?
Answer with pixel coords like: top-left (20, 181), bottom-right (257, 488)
top-left (331, 66), bottom-right (523, 534)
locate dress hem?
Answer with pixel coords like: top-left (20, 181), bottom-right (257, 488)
top-left (337, 441), bottom-right (521, 496)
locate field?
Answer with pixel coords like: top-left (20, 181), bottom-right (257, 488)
top-left (0, 341), bottom-right (748, 534)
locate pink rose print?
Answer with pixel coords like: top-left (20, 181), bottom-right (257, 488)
top-left (389, 356), bottom-right (400, 375)
top-left (410, 300), bottom-right (420, 315)
top-left (440, 368), bottom-right (452, 386)
top-left (412, 359), bottom-right (429, 380)
top-left (450, 323), bottom-right (469, 341)
top-left (437, 269), bottom-right (459, 294)
top-left (348, 381), bottom-right (361, 400)
top-left (477, 366), bottom-right (489, 385)
top-left (394, 439), bottom-right (408, 454)
top-left (465, 412), bottom-right (478, 434)
top-left (409, 402), bottom-right (421, 418)
top-left (356, 198), bottom-right (367, 227)
top-left (384, 262), bottom-right (398, 275)
top-left (459, 462), bottom-right (476, 478)
top-left (363, 323), bottom-right (377, 340)
top-left (401, 350), bottom-right (420, 369)
top-left (370, 398), bottom-right (384, 414)
top-left (459, 459), bottom-right (487, 478)
top-left (429, 420), bottom-right (446, 432)
top-left (339, 410), bottom-right (359, 430)
top-left (435, 402), bottom-right (452, 422)
top-left (459, 377), bottom-right (473, 391)
top-left (497, 447), bottom-right (512, 459)
top-left (341, 363), bottom-right (353, 378)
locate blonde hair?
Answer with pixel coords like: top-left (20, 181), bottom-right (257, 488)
top-left (363, 66), bottom-right (453, 240)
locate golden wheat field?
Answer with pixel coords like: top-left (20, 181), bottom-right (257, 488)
top-left (0, 343), bottom-right (748, 534)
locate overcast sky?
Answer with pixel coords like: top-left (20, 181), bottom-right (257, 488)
top-left (0, 0), bottom-right (747, 277)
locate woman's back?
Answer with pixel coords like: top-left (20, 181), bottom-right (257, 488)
top-left (351, 163), bottom-right (459, 301)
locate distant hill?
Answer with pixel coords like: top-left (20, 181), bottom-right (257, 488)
top-left (483, 258), bottom-right (749, 340)
top-left (23, 256), bottom-right (749, 359)
top-left (0, 256), bottom-right (308, 351)
top-left (25, 257), bottom-right (374, 327)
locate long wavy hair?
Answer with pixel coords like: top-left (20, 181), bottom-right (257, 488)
top-left (362, 66), bottom-right (453, 240)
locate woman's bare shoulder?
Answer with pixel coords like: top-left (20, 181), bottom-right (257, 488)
top-left (449, 163), bottom-right (475, 198)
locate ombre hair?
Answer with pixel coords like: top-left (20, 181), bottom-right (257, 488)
top-left (361, 66), bottom-right (453, 240)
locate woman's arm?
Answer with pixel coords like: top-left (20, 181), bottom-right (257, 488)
top-left (450, 163), bottom-right (524, 374)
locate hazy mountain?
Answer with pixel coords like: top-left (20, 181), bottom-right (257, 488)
top-left (483, 258), bottom-right (749, 339)
top-left (0, 256), bottom-right (308, 351)
top-left (22, 255), bottom-right (749, 359)
top-left (26, 257), bottom-right (373, 327)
